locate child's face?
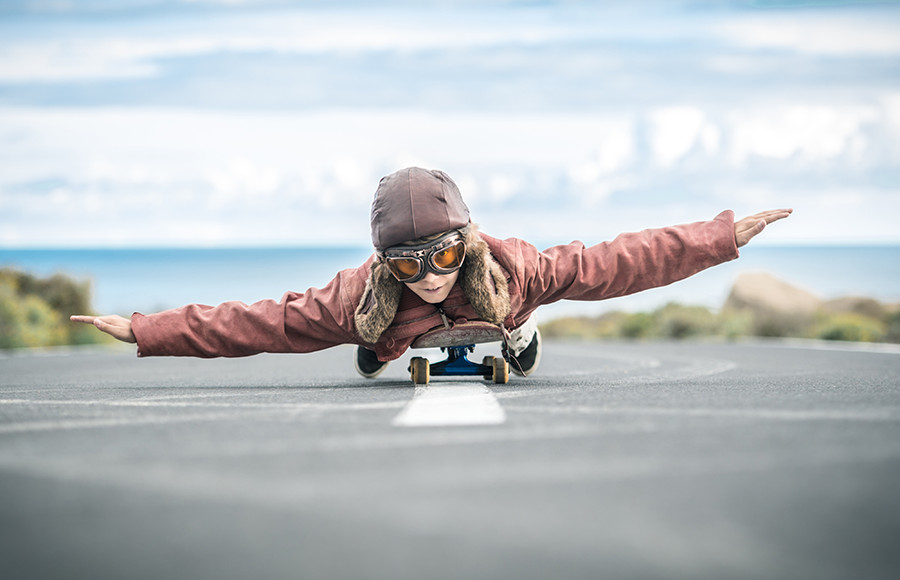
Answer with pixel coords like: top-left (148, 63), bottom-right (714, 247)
top-left (404, 269), bottom-right (460, 304)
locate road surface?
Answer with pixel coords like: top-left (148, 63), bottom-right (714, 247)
top-left (1, 339), bottom-right (899, 580)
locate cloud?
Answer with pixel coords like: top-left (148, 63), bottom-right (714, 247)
top-left (206, 158), bottom-right (282, 208)
top-left (0, 10), bottom-right (580, 83)
top-left (1, 3), bottom-right (899, 246)
top-left (568, 120), bottom-right (635, 181)
top-left (11, 4), bottom-right (897, 87)
top-left (726, 105), bottom-right (878, 167)
top-left (715, 14), bottom-right (900, 55)
top-left (2, 104), bottom-right (898, 246)
top-left (649, 107), bottom-right (708, 168)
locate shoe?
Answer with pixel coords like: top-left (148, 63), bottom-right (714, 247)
top-left (355, 346), bottom-right (389, 378)
top-left (510, 328), bottom-right (542, 377)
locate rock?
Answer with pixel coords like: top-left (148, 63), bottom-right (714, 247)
top-left (722, 272), bottom-right (824, 337)
top-left (723, 272), bottom-right (822, 317)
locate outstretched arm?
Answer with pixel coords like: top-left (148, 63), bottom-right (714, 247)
top-left (734, 208), bottom-right (792, 248)
top-left (70, 315), bottom-right (136, 343)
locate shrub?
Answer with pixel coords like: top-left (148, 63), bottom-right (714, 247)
top-left (718, 309), bottom-right (754, 339)
top-left (539, 303), bottom-right (727, 341)
top-left (619, 312), bottom-right (653, 339)
top-left (653, 303), bottom-right (718, 339)
top-left (0, 267), bottom-right (107, 349)
top-left (811, 313), bottom-right (886, 343)
top-left (539, 316), bottom-right (596, 340)
top-left (0, 280), bottom-right (67, 348)
top-left (540, 312), bottom-right (627, 340)
top-left (886, 310), bottom-right (900, 344)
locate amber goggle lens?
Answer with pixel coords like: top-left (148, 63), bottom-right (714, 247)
top-left (433, 242), bottom-right (465, 269)
top-left (388, 258), bottom-right (422, 280)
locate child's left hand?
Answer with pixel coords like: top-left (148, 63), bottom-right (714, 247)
top-left (734, 208), bottom-right (793, 247)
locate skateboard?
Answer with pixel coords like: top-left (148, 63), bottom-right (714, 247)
top-left (407, 321), bottom-right (510, 385)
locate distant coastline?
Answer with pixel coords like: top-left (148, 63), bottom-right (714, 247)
top-left (3, 247), bottom-right (900, 349)
top-left (2, 246), bottom-right (898, 319)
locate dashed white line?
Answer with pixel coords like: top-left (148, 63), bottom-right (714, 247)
top-left (0, 397), bottom-right (407, 433)
top-left (502, 404), bottom-right (900, 422)
top-left (0, 398), bottom-right (403, 410)
top-left (392, 382), bottom-right (506, 427)
top-left (0, 413), bottom-right (236, 434)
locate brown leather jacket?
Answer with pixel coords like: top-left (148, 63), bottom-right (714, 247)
top-left (131, 211), bottom-right (739, 360)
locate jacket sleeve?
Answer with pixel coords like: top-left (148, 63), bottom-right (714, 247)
top-left (510, 210), bottom-right (740, 307)
top-left (131, 267), bottom-right (363, 358)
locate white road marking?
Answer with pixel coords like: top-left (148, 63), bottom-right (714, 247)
top-left (0, 398), bottom-right (403, 410)
top-left (557, 357), bottom-right (736, 379)
top-left (742, 338), bottom-right (900, 355)
top-left (392, 382), bottom-right (506, 427)
top-left (0, 398), bottom-right (406, 434)
top-left (0, 414), bottom-right (232, 434)
top-left (502, 404), bottom-right (900, 422)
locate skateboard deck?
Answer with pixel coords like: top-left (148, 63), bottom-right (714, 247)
top-left (410, 320), bottom-right (505, 348)
top-left (408, 321), bottom-right (509, 385)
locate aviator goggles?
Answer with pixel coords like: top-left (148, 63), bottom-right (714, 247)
top-left (381, 231), bottom-right (467, 283)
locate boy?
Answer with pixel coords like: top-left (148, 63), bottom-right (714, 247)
top-left (73, 167), bottom-right (791, 377)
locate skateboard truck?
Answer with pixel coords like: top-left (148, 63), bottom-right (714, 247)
top-left (409, 321), bottom-right (509, 385)
top-left (430, 345), bottom-right (488, 376)
top-left (407, 320), bottom-right (511, 385)
top-left (409, 346), bottom-right (509, 385)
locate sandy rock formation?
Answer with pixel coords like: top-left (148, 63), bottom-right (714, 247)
top-left (723, 272), bottom-right (823, 336)
top-left (723, 272), bottom-right (822, 316)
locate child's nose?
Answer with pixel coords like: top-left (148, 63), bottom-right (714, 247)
top-left (421, 271), bottom-right (441, 284)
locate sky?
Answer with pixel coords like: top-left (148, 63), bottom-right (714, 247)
top-left (1, 0), bottom-right (899, 248)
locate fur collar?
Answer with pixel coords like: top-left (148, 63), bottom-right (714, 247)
top-left (354, 227), bottom-right (511, 344)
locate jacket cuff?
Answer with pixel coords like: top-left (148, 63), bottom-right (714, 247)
top-left (714, 209), bottom-right (740, 262)
top-left (131, 312), bottom-right (151, 357)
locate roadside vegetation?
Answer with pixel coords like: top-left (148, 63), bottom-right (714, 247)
top-left (540, 302), bottom-right (900, 344)
top-left (0, 268), bottom-right (113, 349)
top-left (3, 266), bottom-right (897, 349)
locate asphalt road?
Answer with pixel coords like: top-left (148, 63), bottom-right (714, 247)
top-left (1, 339), bottom-right (899, 580)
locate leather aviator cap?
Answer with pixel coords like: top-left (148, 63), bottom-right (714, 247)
top-left (370, 167), bottom-right (471, 251)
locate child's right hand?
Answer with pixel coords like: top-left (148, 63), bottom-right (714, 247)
top-left (734, 208), bottom-right (792, 248)
top-left (70, 315), bottom-right (136, 344)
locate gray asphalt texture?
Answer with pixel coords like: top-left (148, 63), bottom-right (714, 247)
top-left (1, 339), bottom-right (899, 580)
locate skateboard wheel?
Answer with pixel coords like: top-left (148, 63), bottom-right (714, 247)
top-left (492, 357), bottom-right (509, 384)
top-left (410, 357), bottom-right (430, 385)
top-left (482, 356), bottom-right (495, 366)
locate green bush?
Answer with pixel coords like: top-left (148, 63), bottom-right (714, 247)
top-left (540, 312), bottom-right (626, 340)
top-left (810, 313), bottom-right (886, 343)
top-left (540, 303), bottom-right (726, 341)
top-left (0, 267), bottom-right (107, 349)
top-left (0, 280), bottom-right (65, 348)
top-left (539, 316), bottom-right (591, 339)
top-left (619, 312), bottom-right (654, 339)
top-left (717, 309), bottom-right (754, 339)
top-left (885, 311), bottom-right (900, 343)
top-left (654, 303), bottom-right (718, 339)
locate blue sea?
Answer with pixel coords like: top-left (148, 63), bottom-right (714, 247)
top-left (1, 246), bottom-right (899, 320)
